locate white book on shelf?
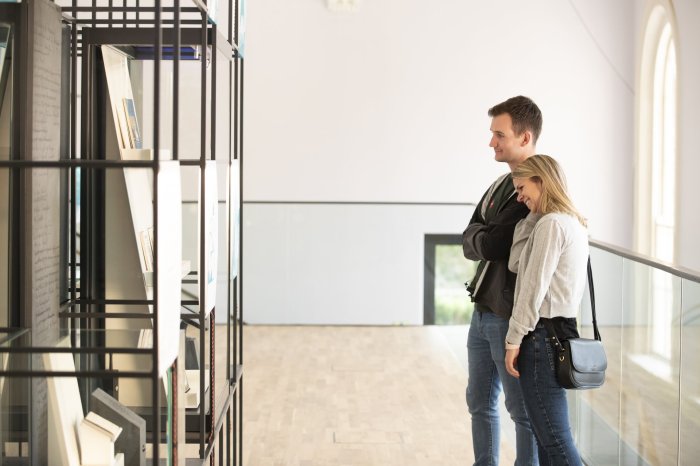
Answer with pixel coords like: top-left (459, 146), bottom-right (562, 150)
top-left (139, 229), bottom-right (153, 272)
top-left (44, 349), bottom-right (84, 466)
top-left (137, 328), bottom-right (152, 349)
top-left (122, 97), bottom-right (142, 149)
top-left (77, 414), bottom-right (117, 466)
top-left (146, 226), bottom-right (154, 260)
top-left (184, 369), bottom-right (210, 409)
top-left (101, 46), bottom-right (134, 151)
top-left (85, 412), bottom-right (122, 442)
top-left (199, 162), bottom-right (218, 316)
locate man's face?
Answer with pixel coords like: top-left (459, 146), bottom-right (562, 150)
top-left (489, 113), bottom-right (527, 164)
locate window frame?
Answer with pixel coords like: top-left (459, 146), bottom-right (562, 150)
top-left (635, 2), bottom-right (679, 262)
top-left (636, 2), bottom-right (680, 360)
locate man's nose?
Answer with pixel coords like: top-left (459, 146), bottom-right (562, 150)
top-left (517, 193), bottom-right (524, 202)
top-left (489, 136), bottom-right (497, 147)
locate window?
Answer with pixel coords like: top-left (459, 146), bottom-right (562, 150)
top-left (637, 4), bottom-right (678, 360)
top-left (650, 22), bottom-right (676, 263)
top-left (636, 4), bottom-right (677, 262)
top-left (423, 234), bottom-right (476, 325)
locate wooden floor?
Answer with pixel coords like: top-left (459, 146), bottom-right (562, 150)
top-left (241, 325), bottom-right (515, 466)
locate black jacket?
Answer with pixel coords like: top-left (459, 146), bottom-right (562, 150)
top-left (462, 174), bottom-right (529, 319)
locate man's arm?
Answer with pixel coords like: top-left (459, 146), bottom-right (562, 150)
top-left (462, 198), bottom-right (529, 262)
top-left (461, 192), bottom-right (487, 261)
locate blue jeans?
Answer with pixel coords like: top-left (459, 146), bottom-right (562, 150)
top-left (518, 325), bottom-right (582, 465)
top-left (467, 311), bottom-right (538, 466)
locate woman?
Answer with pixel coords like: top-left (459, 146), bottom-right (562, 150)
top-left (504, 154), bottom-right (588, 465)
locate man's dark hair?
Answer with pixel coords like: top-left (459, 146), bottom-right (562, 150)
top-left (488, 95), bottom-right (543, 145)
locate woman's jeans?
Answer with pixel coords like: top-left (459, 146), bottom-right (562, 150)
top-left (518, 324), bottom-right (582, 466)
top-left (467, 311), bottom-right (538, 466)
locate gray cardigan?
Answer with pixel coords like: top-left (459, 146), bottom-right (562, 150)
top-left (506, 212), bottom-right (589, 347)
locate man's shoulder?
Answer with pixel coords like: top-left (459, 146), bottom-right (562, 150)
top-left (493, 172), bottom-right (511, 188)
top-left (478, 173), bottom-right (511, 192)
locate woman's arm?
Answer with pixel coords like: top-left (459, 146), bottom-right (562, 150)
top-left (508, 212), bottom-right (542, 272)
top-left (506, 216), bottom-right (566, 346)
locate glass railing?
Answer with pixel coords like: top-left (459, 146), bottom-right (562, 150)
top-left (571, 240), bottom-right (700, 466)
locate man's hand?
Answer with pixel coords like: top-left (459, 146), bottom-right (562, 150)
top-left (505, 347), bottom-right (520, 378)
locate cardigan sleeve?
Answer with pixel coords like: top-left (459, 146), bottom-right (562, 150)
top-left (506, 217), bottom-right (566, 346)
top-left (508, 212), bottom-right (542, 273)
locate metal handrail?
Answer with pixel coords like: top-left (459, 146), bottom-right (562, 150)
top-left (589, 238), bottom-right (700, 284)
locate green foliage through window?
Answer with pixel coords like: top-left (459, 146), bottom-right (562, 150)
top-left (435, 245), bottom-right (477, 325)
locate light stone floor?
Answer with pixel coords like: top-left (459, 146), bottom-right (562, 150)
top-left (241, 325), bottom-right (516, 466)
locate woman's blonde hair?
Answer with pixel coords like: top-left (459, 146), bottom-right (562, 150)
top-left (512, 154), bottom-right (587, 227)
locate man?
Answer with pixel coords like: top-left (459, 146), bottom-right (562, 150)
top-left (462, 95), bottom-right (542, 466)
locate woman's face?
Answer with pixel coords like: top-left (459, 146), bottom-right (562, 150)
top-left (513, 177), bottom-right (542, 213)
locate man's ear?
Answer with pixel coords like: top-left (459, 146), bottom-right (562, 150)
top-left (520, 131), bottom-right (532, 147)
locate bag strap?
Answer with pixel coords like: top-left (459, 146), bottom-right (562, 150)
top-left (542, 319), bottom-right (566, 358)
top-left (542, 256), bottom-right (601, 348)
top-left (588, 257), bottom-right (601, 341)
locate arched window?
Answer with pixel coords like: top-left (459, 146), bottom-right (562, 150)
top-left (636, 4), bottom-right (678, 360)
top-left (636, 4), bottom-right (677, 263)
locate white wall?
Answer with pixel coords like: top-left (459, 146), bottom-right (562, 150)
top-left (244, 203), bottom-right (471, 324)
top-left (244, 0), bottom-right (636, 246)
top-left (241, 0), bottom-right (643, 323)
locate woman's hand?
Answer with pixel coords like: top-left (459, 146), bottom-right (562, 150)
top-left (505, 347), bottom-right (520, 378)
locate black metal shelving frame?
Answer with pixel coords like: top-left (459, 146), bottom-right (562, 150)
top-left (0, 0), bottom-right (244, 463)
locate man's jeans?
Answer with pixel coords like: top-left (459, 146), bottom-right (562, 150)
top-left (467, 311), bottom-right (537, 466)
top-left (518, 325), bottom-right (582, 465)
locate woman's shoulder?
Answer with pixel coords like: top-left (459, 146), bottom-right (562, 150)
top-left (536, 212), bottom-right (568, 228)
top-left (539, 212), bottom-right (579, 225)
top-left (534, 213), bottom-right (584, 237)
